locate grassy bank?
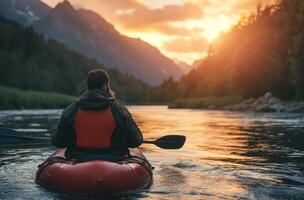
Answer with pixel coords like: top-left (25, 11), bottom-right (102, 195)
top-left (171, 96), bottom-right (243, 109)
top-left (0, 86), bottom-right (75, 109)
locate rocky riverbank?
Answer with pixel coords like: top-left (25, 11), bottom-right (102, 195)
top-left (224, 92), bottom-right (304, 113)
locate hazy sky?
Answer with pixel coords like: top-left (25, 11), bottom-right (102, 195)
top-left (42, 0), bottom-right (276, 64)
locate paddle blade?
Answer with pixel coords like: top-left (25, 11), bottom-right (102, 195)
top-left (151, 135), bottom-right (186, 149)
top-left (0, 127), bottom-right (50, 147)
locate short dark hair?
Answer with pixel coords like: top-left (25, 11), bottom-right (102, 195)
top-left (86, 69), bottom-right (109, 90)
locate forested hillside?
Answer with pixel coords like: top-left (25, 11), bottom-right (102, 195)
top-left (152, 0), bottom-right (304, 102)
top-left (0, 17), bottom-right (150, 103)
top-left (0, 0), bottom-right (183, 85)
top-left (33, 1), bottom-right (182, 85)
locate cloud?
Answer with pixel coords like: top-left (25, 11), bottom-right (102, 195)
top-left (232, 0), bottom-right (277, 14)
top-left (125, 22), bottom-right (203, 36)
top-left (162, 36), bottom-right (209, 53)
top-left (54, 0), bottom-right (204, 36)
top-left (115, 3), bottom-right (203, 29)
top-left (42, 0), bottom-right (271, 63)
top-left (72, 0), bottom-right (144, 13)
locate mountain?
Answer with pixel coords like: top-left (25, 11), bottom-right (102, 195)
top-left (0, 0), bottom-right (182, 85)
top-left (173, 59), bottom-right (190, 73)
top-left (33, 1), bottom-right (182, 85)
top-left (0, 0), bottom-right (51, 25)
top-left (0, 17), bottom-right (151, 103)
top-left (192, 59), bottom-right (204, 68)
top-left (174, 59), bottom-right (203, 74)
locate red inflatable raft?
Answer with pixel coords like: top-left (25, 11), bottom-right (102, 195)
top-left (36, 148), bottom-right (153, 196)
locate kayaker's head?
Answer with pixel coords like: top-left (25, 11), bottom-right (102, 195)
top-left (87, 69), bottom-right (115, 97)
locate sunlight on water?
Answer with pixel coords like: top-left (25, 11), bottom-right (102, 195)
top-left (0, 106), bottom-right (304, 199)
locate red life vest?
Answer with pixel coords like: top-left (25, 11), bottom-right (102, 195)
top-left (73, 107), bottom-right (116, 149)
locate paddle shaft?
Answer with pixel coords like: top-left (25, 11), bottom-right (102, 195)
top-left (0, 128), bottom-right (185, 149)
top-left (142, 141), bottom-right (154, 144)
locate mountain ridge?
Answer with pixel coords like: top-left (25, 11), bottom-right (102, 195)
top-left (0, 0), bottom-right (183, 85)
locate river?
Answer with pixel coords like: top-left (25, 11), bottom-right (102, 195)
top-left (0, 106), bottom-right (304, 199)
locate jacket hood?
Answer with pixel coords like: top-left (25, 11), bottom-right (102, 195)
top-left (76, 89), bottom-right (114, 110)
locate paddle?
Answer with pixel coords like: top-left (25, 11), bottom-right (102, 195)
top-left (143, 135), bottom-right (186, 149)
top-left (0, 128), bottom-right (186, 149)
top-left (0, 127), bottom-right (50, 147)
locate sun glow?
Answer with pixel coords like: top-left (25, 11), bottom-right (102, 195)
top-left (202, 15), bottom-right (234, 42)
top-left (117, 27), bottom-right (168, 48)
top-left (42, 0), bottom-right (260, 64)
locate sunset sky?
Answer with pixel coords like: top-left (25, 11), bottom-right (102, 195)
top-left (42, 0), bottom-right (276, 64)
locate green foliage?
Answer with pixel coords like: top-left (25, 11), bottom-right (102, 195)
top-left (109, 70), bottom-right (150, 103)
top-left (0, 17), bottom-right (151, 104)
top-left (173, 96), bottom-right (243, 109)
top-left (153, 0), bottom-right (304, 103)
top-left (150, 77), bottom-right (180, 103)
top-left (0, 86), bottom-right (74, 109)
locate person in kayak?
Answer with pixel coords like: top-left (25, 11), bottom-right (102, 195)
top-left (51, 69), bottom-right (143, 161)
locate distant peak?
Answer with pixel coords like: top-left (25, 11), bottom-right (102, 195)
top-left (54, 0), bottom-right (74, 11)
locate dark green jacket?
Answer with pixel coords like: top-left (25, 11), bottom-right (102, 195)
top-left (51, 89), bottom-right (143, 161)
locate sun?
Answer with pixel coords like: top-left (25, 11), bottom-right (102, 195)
top-left (202, 14), bottom-right (234, 42)
top-left (203, 29), bottom-right (221, 42)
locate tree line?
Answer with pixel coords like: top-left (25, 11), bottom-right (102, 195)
top-left (0, 17), bottom-right (150, 103)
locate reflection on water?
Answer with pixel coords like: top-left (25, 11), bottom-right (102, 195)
top-left (0, 106), bottom-right (304, 199)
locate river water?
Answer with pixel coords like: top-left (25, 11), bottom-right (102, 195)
top-left (0, 106), bottom-right (303, 199)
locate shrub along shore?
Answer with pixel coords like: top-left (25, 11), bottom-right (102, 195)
top-left (169, 93), bottom-right (304, 113)
top-left (169, 96), bottom-right (243, 109)
top-left (0, 86), bottom-right (75, 109)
